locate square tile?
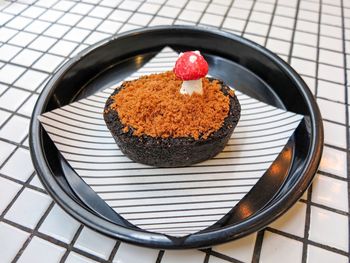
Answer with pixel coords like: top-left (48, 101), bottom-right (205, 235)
top-left (0, 148), bottom-right (34, 182)
top-left (53, 0), bottom-right (75, 11)
top-left (77, 16), bottom-right (102, 30)
top-left (206, 3), bottom-right (229, 15)
top-left (178, 9), bottom-right (202, 22)
top-left (309, 206), bottom-right (348, 252)
top-left (272, 15), bottom-right (295, 29)
top-left (322, 4), bottom-right (341, 16)
top-left (296, 20), bottom-right (318, 34)
top-left (228, 7), bottom-right (250, 20)
top-left (200, 13), bottom-right (223, 27)
top-left (97, 20), bottom-right (122, 34)
top-left (39, 9), bottom-right (64, 22)
top-left (43, 24), bottom-right (70, 38)
top-left (266, 39), bottom-right (290, 55)
top-left (269, 26), bottom-right (293, 41)
top-left (0, 177), bottom-right (22, 214)
top-left (109, 9), bottom-right (132, 22)
top-left (84, 32), bottom-right (109, 45)
top-left (157, 6), bottom-right (181, 18)
top-left (318, 63), bottom-right (344, 84)
top-left (29, 36), bottom-right (57, 52)
top-left (14, 70), bottom-right (48, 91)
top-left (128, 13), bottom-right (153, 26)
top-left (138, 2), bottom-right (161, 14)
top-left (118, 0), bottom-right (141, 11)
top-left (0, 141), bottom-right (16, 165)
top-left (298, 9), bottom-right (319, 23)
top-left (88, 6), bottom-right (113, 18)
top-left (113, 243), bottom-right (159, 263)
top-left (323, 120), bottom-right (346, 149)
top-left (312, 174), bottom-right (348, 212)
top-left (186, 1), bottom-right (208, 12)
top-left (269, 201), bottom-right (306, 237)
top-left (320, 24), bottom-right (342, 38)
top-left (0, 222), bottom-right (29, 263)
top-left (222, 17), bottom-right (246, 32)
top-left (0, 109), bottom-right (11, 126)
top-left (65, 252), bottom-right (98, 263)
top-left (161, 250), bottom-right (206, 263)
top-left (212, 233), bottom-right (256, 263)
top-left (243, 34), bottom-right (266, 46)
top-left (8, 31), bottom-right (37, 47)
top-left (12, 49), bottom-right (42, 67)
top-left (245, 21), bottom-right (269, 36)
top-left (29, 174), bottom-right (44, 190)
top-left (307, 245), bottom-right (348, 263)
top-left (276, 5), bottom-right (296, 18)
top-left (33, 54), bottom-right (64, 72)
top-left (5, 188), bottom-right (52, 229)
top-left (292, 43), bottom-right (317, 61)
top-left (149, 17), bottom-right (174, 26)
top-left (36, 0), bottom-right (57, 8)
top-left (318, 79), bottom-right (344, 103)
top-left (0, 115), bottom-right (30, 143)
top-left (70, 2), bottom-right (94, 15)
top-left (294, 31), bottom-right (317, 46)
top-left (254, 1), bottom-right (274, 12)
top-left (0, 12), bottom-right (13, 25)
top-left (75, 227), bottom-right (116, 260)
top-left (321, 13), bottom-right (341, 27)
top-left (17, 94), bottom-right (37, 117)
top-left (25, 20), bottom-right (51, 34)
top-left (100, 0), bottom-right (123, 7)
top-left (64, 28), bottom-right (91, 42)
top-left (233, 0), bottom-right (253, 10)
top-left (6, 16), bottom-right (33, 30)
top-left (21, 6), bottom-right (45, 18)
top-left (166, 0), bottom-right (188, 8)
top-left (49, 40), bottom-right (78, 57)
top-left (58, 13), bottom-right (83, 26)
top-left (319, 146), bottom-right (347, 178)
top-left (208, 256), bottom-right (231, 263)
top-left (317, 98), bottom-right (345, 124)
top-left (301, 75), bottom-right (316, 94)
top-left (300, 1), bottom-right (319, 12)
top-left (39, 204), bottom-right (80, 243)
top-left (0, 44), bottom-right (22, 61)
top-left (0, 27), bottom-right (17, 42)
top-left (319, 49), bottom-right (344, 67)
top-left (0, 64), bottom-right (26, 84)
top-left (320, 35), bottom-right (343, 52)
top-left (250, 11), bottom-right (271, 24)
top-left (291, 57), bottom-right (316, 77)
top-left (260, 232), bottom-right (303, 263)
top-left (18, 236), bottom-right (66, 263)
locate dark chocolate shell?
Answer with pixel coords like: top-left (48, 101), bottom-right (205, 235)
top-left (104, 78), bottom-right (241, 167)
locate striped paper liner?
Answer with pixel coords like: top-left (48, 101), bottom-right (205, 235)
top-left (38, 47), bottom-right (303, 237)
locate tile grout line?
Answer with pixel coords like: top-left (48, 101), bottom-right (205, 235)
top-left (251, 230), bottom-right (265, 263)
top-left (287, 0), bottom-right (301, 64)
top-left (59, 225), bottom-right (84, 263)
top-left (263, 0), bottom-right (279, 47)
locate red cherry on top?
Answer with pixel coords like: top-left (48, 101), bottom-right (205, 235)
top-left (173, 51), bottom-right (209, 81)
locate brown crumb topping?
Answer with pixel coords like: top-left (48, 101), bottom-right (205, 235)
top-left (110, 71), bottom-right (233, 139)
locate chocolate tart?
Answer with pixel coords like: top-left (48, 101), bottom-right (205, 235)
top-left (104, 78), bottom-right (241, 167)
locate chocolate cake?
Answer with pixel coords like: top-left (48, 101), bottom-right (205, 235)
top-left (103, 51), bottom-right (241, 167)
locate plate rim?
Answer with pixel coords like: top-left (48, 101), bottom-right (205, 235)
top-left (29, 25), bottom-right (324, 249)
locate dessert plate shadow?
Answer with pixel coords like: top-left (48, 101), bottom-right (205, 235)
top-left (30, 26), bottom-right (323, 249)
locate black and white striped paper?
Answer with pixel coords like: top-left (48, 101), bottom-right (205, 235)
top-left (38, 47), bottom-right (303, 237)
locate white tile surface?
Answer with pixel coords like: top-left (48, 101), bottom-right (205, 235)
top-left (161, 250), bottom-right (206, 263)
top-left (0, 177), bottom-right (22, 214)
top-left (307, 245), bottom-right (348, 263)
top-left (317, 98), bottom-right (345, 124)
top-left (113, 243), bottom-right (159, 263)
top-left (0, 64), bottom-right (26, 84)
top-left (323, 120), bottom-right (346, 149)
top-left (14, 69), bottom-right (48, 91)
top-left (75, 227), bottom-right (116, 260)
top-left (312, 174), bottom-right (348, 212)
top-left (0, 87), bottom-right (30, 111)
top-left (0, 222), bottom-right (30, 263)
top-left (12, 49), bottom-right (43, 67)
top-left (5, 188), bottom-right (52, 229)
top-left (32, 54), bottom-right (64, 72)
top-left (39, 204), bottom-right (80, 243)
top-left (319, 146), bottom-right (347, 178)
top-left (260, 232), bottom-right (303, 263)
top-left (18, 236), bottom-right (66, 263)
top-left (0, 148), bottom-right (34, 182)
top-left (212, 233), bottom-right (256, 263)
top-left (0, 115), bottom-right (30, 143)
top-left (0, 109), bottom-right (11, 126)
top-left (309, 206), bottom-right (348, 252)
top-left (0, 141), bottom-right (16, 165)
top-left (317, 80), bottom-right (344, 103)
top-left (269, 201), bottom-right (306, 237)
top-left (18, 94), bottom-right (39, 117)
top-left (0, 44), bottom-right (21, 61)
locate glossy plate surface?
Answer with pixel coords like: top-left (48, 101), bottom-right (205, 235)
top-left (30, 26), bottom-right (323, 249)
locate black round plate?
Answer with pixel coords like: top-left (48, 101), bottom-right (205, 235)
top-left (30, 26), bottom-right (323, 249)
